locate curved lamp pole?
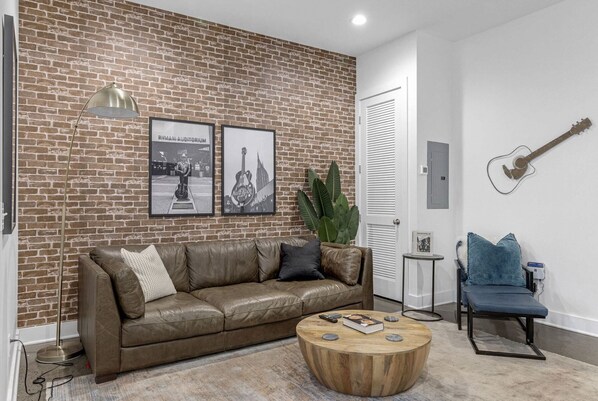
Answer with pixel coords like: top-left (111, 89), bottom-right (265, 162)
top-left (36, 83), bottom-right (139, 363)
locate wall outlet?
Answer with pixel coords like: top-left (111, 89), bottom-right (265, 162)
top-left (419, 165), bottom-right (428, 175)
top-left (524, 264), bottom-right (545, 280)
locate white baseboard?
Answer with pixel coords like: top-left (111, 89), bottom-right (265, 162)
top-left (405, 289), bottom-right (454, 309)
top-left (537, 310), bottom-right (598, 338)
top-left (7, 336), bottom-right (21, 401)
top-left (19, 321), bottom-right (79, 345)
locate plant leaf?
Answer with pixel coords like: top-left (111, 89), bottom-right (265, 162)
top-left (313, 178), bottom-right (334, 219)
top-left (325, 161), bottom-right (341, 202)
top-left (348, 205), bottom-right (360, 240)
top-left (318, 216), bottom-right (337, 243)
top-left (307, 169), bottom-right (319, 192)
top-left (297, 190), bottom-right (320, 231)
top-left (336, 229), bottom-right (349, 245)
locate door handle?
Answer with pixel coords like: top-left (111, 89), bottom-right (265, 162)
top-left (393, 219), bottom-right (401, 225)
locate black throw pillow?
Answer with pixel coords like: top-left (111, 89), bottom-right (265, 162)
top-left (278, 238), bottom-right (324, 281)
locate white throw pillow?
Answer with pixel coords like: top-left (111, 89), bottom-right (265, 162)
top-left (121, 245), bottom-right (177, 302)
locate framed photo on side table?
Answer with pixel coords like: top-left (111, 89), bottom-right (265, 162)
top-left (412, 231), bottom-right (433, 255)
top-left (222, 125), bottom-right (276, 215)
top-left (148, 118), bottom-right (215, 217)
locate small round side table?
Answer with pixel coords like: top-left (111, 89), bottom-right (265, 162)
top-left (401, 253), bottom-right (444, 322)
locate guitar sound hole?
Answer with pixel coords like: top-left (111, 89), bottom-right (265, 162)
top-left (514, 157), bottom-right (528, 169)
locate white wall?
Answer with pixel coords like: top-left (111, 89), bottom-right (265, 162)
top-left (455, 0), bottom-right (598, 336)
top-left (0, 1), bottom-right (19, 400)
top-left (356, 32), bottom-right (419, 302)
top-left (415, 32), bottom-right (456, 307)
top-left (356, 31), bottom-right (458, 308)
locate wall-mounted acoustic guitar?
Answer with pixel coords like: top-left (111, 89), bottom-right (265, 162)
top-left (231, 147), bottom-right (255, 207)
top-left (487, 118), bottom-right (592, 194)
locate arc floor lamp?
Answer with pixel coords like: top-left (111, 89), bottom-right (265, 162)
top-left (36, 82), bottom-right (139, 363)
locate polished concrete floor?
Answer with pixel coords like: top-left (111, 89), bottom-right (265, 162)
top-left (17, 296), bottom-right (598, 400)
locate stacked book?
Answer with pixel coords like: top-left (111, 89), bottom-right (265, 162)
top-left (342, 313), bottom-right (384, 334)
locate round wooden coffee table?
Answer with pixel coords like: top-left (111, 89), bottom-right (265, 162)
top-left (296, 310), bottom-right (431, 397)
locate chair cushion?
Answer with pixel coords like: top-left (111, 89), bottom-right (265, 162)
top-left (467, 291), bottom-right (548, 318)
top-left (263, 279), bottom-right (363, 315)
top-left (121, 245), bottom-right (177, 302)
top-left (121, 292), bottom-right (224, 347)
top-left (278, 239), bottom-right (324, 281)
top-left (98, 257), bottom-right (145, 319)
top-left (320, 245), bottom-right (361, 285)
top-left (191, 283), bottom-right (302, 330)
top-left (466, 233), bottom-right (526, 287)
top-left (462, 284), bottom-right (532, 307)
top-left (255, 236), bottom-right (310, 282)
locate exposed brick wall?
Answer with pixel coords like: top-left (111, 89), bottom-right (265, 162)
top-left (17, 0), bottom-right (356, 328)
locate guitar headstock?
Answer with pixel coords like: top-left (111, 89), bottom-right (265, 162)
top-left (571, 118), bottom-right (592, 135)
top-left (241, 147), bottom-right (247, 155)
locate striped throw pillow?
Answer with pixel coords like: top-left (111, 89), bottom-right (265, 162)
top-left (121, 245), bottom-right (177, 302)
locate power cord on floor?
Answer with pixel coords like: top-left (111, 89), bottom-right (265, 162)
top-left (10, 339), bottom-right (75, 401)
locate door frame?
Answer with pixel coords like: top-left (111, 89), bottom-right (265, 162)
top-left (355, 82), bottom-right (410, 300)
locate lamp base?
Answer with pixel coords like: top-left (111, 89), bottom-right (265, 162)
top-left (36, 341), bottom-right (84, 364)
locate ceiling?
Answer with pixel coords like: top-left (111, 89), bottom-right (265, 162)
top-left (129, 0), bottom-right (563, 56)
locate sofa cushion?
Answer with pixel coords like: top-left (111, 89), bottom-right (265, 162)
top-left (466, 233), bottom-right (526, 287)
top-left (98, 257), bottom-right (145, 319)
top-left (263, 279), bottom-right (363, 315)
top-left (90, 244), bottom-right (189, 292)
top-left (278, 239), bottom-right (324, 281)
top-left (187, 240), bottom-right (259, 291)
top-left (121, 292), bottom-right (224, 347)
top-left (255, 236), bottom-right (310, 282)
top-left (121, 245), bottom-right (177, 302)
top-left (320, 245), bottom-right (361, 285)
top-left (191, 283), bottom-right (302, 330)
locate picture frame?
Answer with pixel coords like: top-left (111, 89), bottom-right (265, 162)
top-left (2, 15), bottom-right (17, 234)
top-left (412, 231), bottom-right (433, 255)
top-left (148, 118), bottom-right (215, 217)
top-left (221, 125), bottom-right (276, 215)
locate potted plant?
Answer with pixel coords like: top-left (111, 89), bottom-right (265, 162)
top-left (297, 161), bottom-right (359, 244)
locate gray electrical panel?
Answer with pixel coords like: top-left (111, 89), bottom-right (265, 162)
top-left (427, 141), bottom-right (449, 209)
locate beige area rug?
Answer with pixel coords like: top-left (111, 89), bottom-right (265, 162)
top-left (49, 321), bottom-right (598, 401)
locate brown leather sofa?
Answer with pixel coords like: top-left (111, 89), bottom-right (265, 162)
top-left (78, 236), bottom-right (373, 383)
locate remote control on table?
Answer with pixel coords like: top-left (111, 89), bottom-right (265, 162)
top-left (319, 314), bottom-right (338, 323)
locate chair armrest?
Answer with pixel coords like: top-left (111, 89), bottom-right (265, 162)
top-left (455, 259), bottom-right (466, 282)
top-left (78, 255), bottom-right (121, 380)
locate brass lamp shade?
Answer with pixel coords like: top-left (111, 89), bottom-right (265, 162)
top-left (36, 82), bottom-right (139, 364)
top-left (86, 82), bottom-right (139, 118)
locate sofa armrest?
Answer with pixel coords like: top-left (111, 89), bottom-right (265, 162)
top-left (320, 242), bottom-right (373, 310)
top-left (78, 255), bottom-right (121, 382)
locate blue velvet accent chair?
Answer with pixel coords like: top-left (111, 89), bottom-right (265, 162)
top-left (456, 233), bottom-right (548, 360)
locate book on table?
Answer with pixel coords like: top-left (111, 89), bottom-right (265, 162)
top-left (342, 313), bottom-right (384, 334)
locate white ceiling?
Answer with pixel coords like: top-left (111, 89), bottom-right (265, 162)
top-left (129, 0), bottom-right (563, 56)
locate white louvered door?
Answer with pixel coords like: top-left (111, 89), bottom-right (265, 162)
top-left (358, 87), bottom-right (407, 300)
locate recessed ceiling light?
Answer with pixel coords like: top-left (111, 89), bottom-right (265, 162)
top-left (352, 14), bottom-right (367, 26)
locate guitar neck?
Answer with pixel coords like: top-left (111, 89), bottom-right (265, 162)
top-left (525, 129), bottom-right (574, 161)
top-left (241, 153), bottom-right (246, 173)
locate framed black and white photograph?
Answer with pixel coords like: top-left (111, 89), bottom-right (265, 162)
top-left (412, 231), bottom-right (433, 255)
top-left (2, 15), bottom-right (17, 234)
top-left (149, 118), bottom-right (215, 217)
top-left (222, 125), bottom-right (276, 215)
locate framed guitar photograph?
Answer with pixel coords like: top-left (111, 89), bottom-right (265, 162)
top-left (148, 118), bottom-right (215, 217)
top-left (222, 125), bottom-right (276, 215)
